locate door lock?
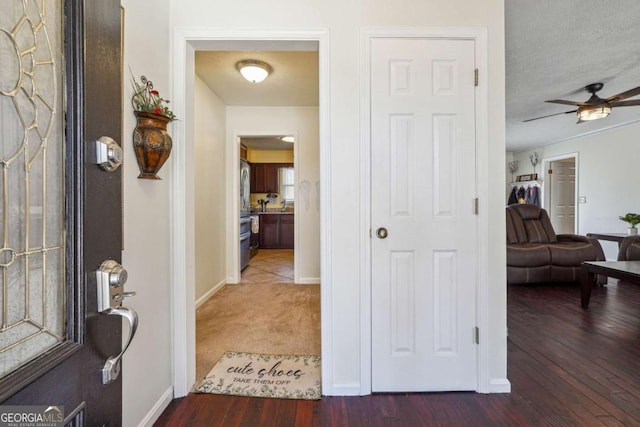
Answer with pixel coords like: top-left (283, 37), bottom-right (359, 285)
top-left (95, 136), bottom-right (123, 172)
top-left (97, 260), bottom-right (132, 312)
top-left (96, 260), bottom-right (138, 384)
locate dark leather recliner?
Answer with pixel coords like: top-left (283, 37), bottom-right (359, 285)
top-left (506, 204), bottom-right (606, 285)
top-left (618, 236), bottom-right (640, 261)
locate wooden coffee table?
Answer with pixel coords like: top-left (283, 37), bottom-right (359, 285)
top-left (581, 261), bottom-right (640, 307)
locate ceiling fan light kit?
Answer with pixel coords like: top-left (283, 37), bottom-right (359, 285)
top-left (236, 59), bottom-right (272, 83)
top-left (524, 82), bottom-right (640, 123)
top-left (577, 105), bottom-right (611, 122)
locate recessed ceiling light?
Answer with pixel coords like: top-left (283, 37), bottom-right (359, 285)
top-left (236, 60), bottom-right (272, 83)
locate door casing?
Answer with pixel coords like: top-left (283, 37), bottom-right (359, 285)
top-left (542, 153), bottom-right (579, 234)
top-left (360, 27), bottom-right (494, 394)
top-left (171, 29), bottom-right (332, 397)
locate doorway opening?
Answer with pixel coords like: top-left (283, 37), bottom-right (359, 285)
top-left (173, 33), bottom-right (329, 397)
top-left (542, 154), bottom-right (578, 234)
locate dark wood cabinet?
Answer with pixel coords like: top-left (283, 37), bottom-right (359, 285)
top-left (250, 163), bottom-right (293, 194)
top-left (259, 214), bottom-right (294, 249)
top-left (279, 213), bottom-right (295, 248)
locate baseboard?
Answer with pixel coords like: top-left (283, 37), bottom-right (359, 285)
top-left (328, 383), bottom-right (362, 396)
top-left (488, 378), bottom-right (511, 393)
top-left (297, 277), bottom-right (321, 285)
top-left (195, 279), bottom-right (226, 309)
top-left (137, 386), bottom-right (173, 427)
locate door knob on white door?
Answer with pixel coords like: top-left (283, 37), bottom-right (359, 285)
top-left (376, 227), bottom-right (388, 239)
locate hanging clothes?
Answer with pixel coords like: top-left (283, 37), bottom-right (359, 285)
top-left (529, 185), bottom-right (540, 206)
top-left (507, 186), bottom-right (518, 205)
top-left (516, 186), bottom-right (526, 204)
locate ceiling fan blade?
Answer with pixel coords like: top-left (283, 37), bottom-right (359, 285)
top-left (545, 99), bottom-right (587, 106)
top-left (523, 109), bottom-right (577, 122)
top-left (610, 99), bottom-right (640, 107)
top-left (605, 86), bottom-right (640, 102)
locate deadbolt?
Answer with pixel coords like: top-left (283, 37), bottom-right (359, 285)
top-left (96, 260), bottom-right (132, 312)
top-left (376, 227), bottom-right (388, 239)
top-left (95, 136), bottom-right (123, 172)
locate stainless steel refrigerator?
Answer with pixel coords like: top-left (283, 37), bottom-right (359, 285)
top-left (240, 159), bottom-right (251, 270)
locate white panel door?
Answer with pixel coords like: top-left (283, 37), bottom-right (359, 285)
top-left (371, 38), bottom-right (478, 391)
top-left (548, 159), bottom-right (576, 234)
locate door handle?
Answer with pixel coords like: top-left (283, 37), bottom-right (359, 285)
top-left (102, 306), bottom-right (138, 384)
top-left (96, 260), bottom-right (138, 384)
top-left (376, 227), bottom-right (388, 239)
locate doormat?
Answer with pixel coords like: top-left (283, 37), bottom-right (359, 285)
top-left (195, 352), bottom-right (321, 400)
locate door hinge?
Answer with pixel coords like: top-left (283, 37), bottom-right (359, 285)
top-left (473, 198), bottom-right (479, 215)
top-left (474, 326), bottom-right (479, 344)
top-left (474, 68), bottom-right (479, 87)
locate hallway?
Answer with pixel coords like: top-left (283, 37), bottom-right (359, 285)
top-left (195, 250), bottom-right (320, 380)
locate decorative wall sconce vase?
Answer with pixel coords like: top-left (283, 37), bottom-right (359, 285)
top-left (132, 111), bottom-right (172, 179)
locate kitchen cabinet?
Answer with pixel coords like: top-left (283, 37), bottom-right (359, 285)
top-left (259, 213), bottom-right (294, 249)
top-left (250, 163), bottom-right (293, 194)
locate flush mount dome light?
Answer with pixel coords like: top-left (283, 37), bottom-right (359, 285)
top-left (236, 60), bottom-right (272, 83)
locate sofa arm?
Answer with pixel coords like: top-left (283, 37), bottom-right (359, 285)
top-left (557, 234), bottom-right (606, 262)
top-left (556, 234), bottom-right (590, 243)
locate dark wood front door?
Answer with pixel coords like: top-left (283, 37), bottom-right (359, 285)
top-left (0, 0), bottom-right (125, 425)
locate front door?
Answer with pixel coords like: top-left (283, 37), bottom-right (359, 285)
top-left (371, 37), bottom-right (478, 391)
top-left (0, 0), bottom-right (125, 424)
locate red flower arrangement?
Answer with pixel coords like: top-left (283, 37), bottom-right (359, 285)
top-left (131, 74), bottom-right (177, 121)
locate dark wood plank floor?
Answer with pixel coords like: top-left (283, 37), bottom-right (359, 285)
top-left (155, 280), bottom-right (640, 426)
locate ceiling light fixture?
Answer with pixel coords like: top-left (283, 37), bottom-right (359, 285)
top-left (577, 104), bottom-right (611, 122)
top-left (280, 136), bottom-right (294, 143)
top-left (236, 60), bottom-right (272, 83)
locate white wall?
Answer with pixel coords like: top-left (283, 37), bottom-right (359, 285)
top-left (194, 76), bottom-right (227, 300)
top-left (121, 0), bottom-right (173, 426)
top-left (509, 121), bottom-right (640, 260)
top-left (120, 1), bottom-right (507, 423)
top-left (226, 107), bottom-right (321, 282)
top-left (170, 0), bottom-right (506, 394)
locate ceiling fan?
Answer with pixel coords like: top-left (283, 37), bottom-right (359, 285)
top-left (524, 82), bottom-right (640, 123)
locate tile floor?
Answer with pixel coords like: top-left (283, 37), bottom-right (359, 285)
top-left (240, 248), bottom-right (294, 283)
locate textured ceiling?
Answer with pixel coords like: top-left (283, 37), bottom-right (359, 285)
top-left (506, 0), bottom-right (640, 152)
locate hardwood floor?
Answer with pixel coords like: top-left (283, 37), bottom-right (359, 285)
top-left (156, 280), bottom-right (640, 426)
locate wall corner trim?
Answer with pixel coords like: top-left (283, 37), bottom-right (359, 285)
top-left (195, 280), bottom-right (226, 309)
top-left (487, 378), bottom-right (512, 394)
top-left (135, 386), bottom-right (173, 427)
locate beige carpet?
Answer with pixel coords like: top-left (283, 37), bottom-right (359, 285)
top-left (196, 281), bottom-right (320, 381)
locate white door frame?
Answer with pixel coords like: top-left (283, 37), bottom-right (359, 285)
top-left (360, 27), bottom-right (493, 393)
top-left (171, 28), bottom-right (332, 397)
top-left (228, 130), bottom-right (300, 285)
top-left (541, 152), bottom-right (579, 233)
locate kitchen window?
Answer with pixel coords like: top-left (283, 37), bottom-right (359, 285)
top-left (279, 167), bottom-right (295, 202)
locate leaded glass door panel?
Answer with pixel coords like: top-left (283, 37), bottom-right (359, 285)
top-left (0, 1), bottom-right (124, 425)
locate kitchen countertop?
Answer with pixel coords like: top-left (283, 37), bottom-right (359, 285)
top-left (256, 211), bottom-right (294, 215)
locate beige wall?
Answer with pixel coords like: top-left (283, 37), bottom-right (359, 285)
top-left (121, 0), bottom-right (173, 426)
top-left (247, 149), bottom-right (294, 163)
top-left (194, 76), bottom-right (227, 301)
